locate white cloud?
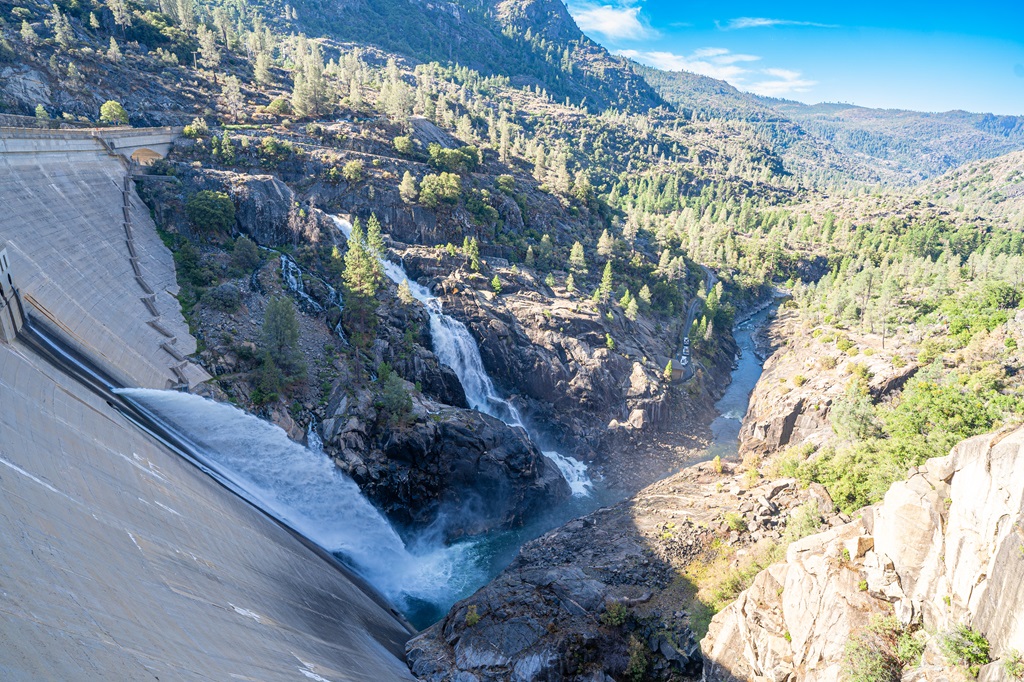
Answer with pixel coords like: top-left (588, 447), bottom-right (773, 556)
top-left (748, 69), bottom-right (818, 96)
top-left (721, 17), bottom-right (839, 30)
top-left (569, 3), bottom-right (652, 41)
top-left (617, 47), bottom-right (760, 81)
top-left (617, 48), bottom-right (817, 97)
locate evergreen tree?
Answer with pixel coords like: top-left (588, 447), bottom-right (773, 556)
top-left (262, 296), bottom-right (304, 377)
top-left (565, 273), bottom-right (575, 293)
top-left (399, 171), bottom-right (417, 202)
top-left (366, 213), bottom-right (385, 258)
top-left (34, 104), bottom-right (49, 124)
top-left (464, 237), bottom-right (481, 271)
top-left (569, 241), bottom-right (587, 274)
top-left (106, 0), bottom-right (131, 31)
top-left (638, 284), bottom-right (652, 308)
top-left (99, 100), bottom-right (128, 125)
top-left (106, 37), bottom-right (122, 62)
top-left (197, 25), bottom-right (220, 70)
top-left (597, 229), bottom-right (615, 260)
top-left (254, 52), bottom-right (272, 84)
top-left (524, 245), bottom-right (536, 268)
top-left (625, 297), bottom-right (639, 321)
top-left (221, 75), bottom-right (244, 121)
top-left (663, 360), bottom-right (673, 380)
top-left (342, 218), bottom-right (383, 298)
top-left (20, 20), bottom-right (39, 47)
top-left (48, 6), bottom-right (73, 50)
top-left (599, 261), bottom-right (613, 302)
top-left (397, 279), bottom-right (414, 304)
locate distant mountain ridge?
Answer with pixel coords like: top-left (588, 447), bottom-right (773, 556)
top-left (290, 0), bottom-right (664, 112)
top-left (636, 63), bottom-right (1024, 186)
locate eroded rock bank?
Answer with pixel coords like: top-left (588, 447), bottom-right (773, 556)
top-left (702, 426), bottom-right (1024, 682)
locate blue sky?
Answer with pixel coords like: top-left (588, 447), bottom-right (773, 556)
top-left (563, 1), bottom-right (1024, 115)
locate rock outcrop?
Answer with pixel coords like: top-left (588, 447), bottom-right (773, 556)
top-left (740, 307), bottom-right (917, 457)
top-left (407, 459), bottom-right (844, 681)
top-left (702, 426), bottom-right (1024, 681)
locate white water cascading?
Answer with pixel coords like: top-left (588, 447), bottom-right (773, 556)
top-left (117, 388), bottom-right (481, 608)
top-left (331, 216), bottom-right (592, 496)
top-left (279, 252), bottom-right (347, 341)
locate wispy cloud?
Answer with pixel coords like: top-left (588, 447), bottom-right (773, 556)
top-left (719, 17), bottom-right (839, 30)
top-left (568, 2), bottom-right (653, 41)
top-left (618, 47), bottom-right (760, 81)
top-left (618, 48), bottom-right (817, 96)
top-left (748, 68), bottom-right (818, 96)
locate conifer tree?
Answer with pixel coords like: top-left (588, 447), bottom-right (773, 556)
top-left (464, 237), bottom-right (481, 271)
top-left (569, 241), bottom-right (587, 274)
top-left (197, 25), bottom-right (220, 70)
top-left (366, 214), bottom-right (385, 259)
top-left (399, 172), bottom-right (417, 202)
top-left (254, 52), bottom-right (272, 84)
top-left (626, 297), bottom-right (639, 321)
top-left (565, 273), bottom-right (575, 293)
top-left (638, 284), bottom-right (652, 308)
top-left (524, 245), bottom-right (536, 268)
top-left (106, 37), bottom-right (122, 62)
top-left (107, 0), bottom-right (131, 31)
top-left (20, 20), bottom-right (39, 47)
top-left (597, 229), bottom-right (615, 260)
top-left (599, 261), bottom-right (613, 302)
top-left (221, 75), bottom-right (244, 121)
top-left (48, 6), bottom-right (73, 50)
top-left (397, 279), bottom-right (414, 304)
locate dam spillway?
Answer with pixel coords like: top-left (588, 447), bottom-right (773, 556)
top-left (0, 128), bottom-right (416, 680)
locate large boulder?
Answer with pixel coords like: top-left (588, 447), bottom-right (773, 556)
top-left (323, 391), bottom-right (569, 539)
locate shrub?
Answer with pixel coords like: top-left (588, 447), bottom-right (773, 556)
top-left (374, 362), bottom-right (412, 425)
top-left (724, 512), bottom-right (747, 532)
top-left (783, 500), bottom-right (821, 543)
top-left (836, 336), bottom-right (854, 352)
top-left (490, 275), bottom-right (502, 294)
top-left (204, 283), bottom-right (241, 312)
top-left (1004, 649), bottom-right (1024, 679)
top-left (846, 616), bottom-right (923, 682)
top-left (892, 354), bottom-right (907, 368)
top-left (600, 600), bottom-right (628, 626)
top-left (495, 174), bottom-right (515, 193)
top-left (419, 172), bottom-right (461, 207)
top-left (711, 455), bottom-right (723, 473)
top-left (230, 236), bottom-right (260, 274)
top-left (186, 191), bottom-right (235, 234)
top-left (342, 159), bottom-right (364, 182)
top-left (941, 626), bottom-right (990, 678)
top-left (393, 135), bottom-right (414, 155)
top-left (625, 635), bottom-right (649, 682)
top-left (262, 296), bottom-right (305, 378)
top-left (427, 143), bottom-right (479, 173)
top-left (265, 97), bottom-right (292, 116)
top-left (793, 374), bottom-right (807, 387)
top-left (464, 604), bottom-right (480, 626)
top-left (605, 333), bottom-right (615, 351)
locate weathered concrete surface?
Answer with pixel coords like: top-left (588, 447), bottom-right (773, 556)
top-left (0, 129), bottom-right (207, 388)
top-left (0, 341), bottom-right (416, 680)
top-left (0, 129), bottom-right (415, 679)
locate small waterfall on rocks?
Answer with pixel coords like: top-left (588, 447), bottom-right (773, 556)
top-left (278, 252), bottom-right (347, 341)
top-left (331, 216), bottom-right (592, 496)
top-left (117, 388), bottom-right (482, 612)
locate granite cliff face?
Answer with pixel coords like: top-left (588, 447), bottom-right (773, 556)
top-left (702, 427), bottom-right (1024, 681)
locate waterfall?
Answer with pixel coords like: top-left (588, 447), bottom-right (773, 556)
top-left (331, 216), bottom-right (592, 496)
top-left (116, 388), bottom-right (482, 608)
top-left (279, 252), bottom-right (347, 342)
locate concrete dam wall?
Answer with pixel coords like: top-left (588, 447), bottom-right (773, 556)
top-left (0, 129), bottom-right (417, 680)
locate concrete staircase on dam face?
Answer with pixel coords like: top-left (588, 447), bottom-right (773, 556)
top-left (0, 128), bottom-right (208, 389)
top-left (0, 129), bottom-right (418, 679)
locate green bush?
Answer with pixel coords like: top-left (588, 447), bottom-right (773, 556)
top-left (393, 135), bottom-right (415, 155)
top-left (1003, 649), bottom-right (1024, 679)
top-left (724, 512), bottom-right (747, 532)
top-left (782, 500), bottom-right (821, 543)
top-left (427, 143), bottom-right (479, 173)
top-left (99, 100), bottom-right (128, 125)
top-left (230, 236), bottom-right (261, 274)
top-left (941, 626), bottom-right (990, 678)
top-left (845, 616), bottom-right (923, 682)
top-left (182, 117), bottom-right (209, 138)
top-left (625, 635), bottom-right (649, 682)
top-left (374, 362), bottom-right (412, 425)
top-left (600, 600), bottom-right (628, 626)
top-left (186, 191), bottom-right (235, 234)
top-left (419, 172), bottom-right (461, 207)
top-left (342, 159), bottom-right (364, 182)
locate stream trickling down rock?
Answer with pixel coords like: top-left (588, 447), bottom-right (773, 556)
top-left (120, 226), bottom-right (778, 629)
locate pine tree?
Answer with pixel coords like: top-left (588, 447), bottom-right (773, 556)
top-left (565, 273), bottom-right (575, 293)
top-left (397, 279), bottom-right (414, 304)
top-left (465, 237), bottom-right (481, 272)
top-left (349, 77), bottom-right (362, 107)
top-left (638, 284), bottom-right (652, 308)
top-left (48, 6), bottom-right (73, 50)
top-left (107, 0), bottom-right (131, 31)
top-left (34, 104), bottom-right (49, 123)
top-left (597, 229), bottom-right (615, 260)
top-left (600, 261), bottom-right (613, 302)
top-left (625, 297), bottom-right (639, 321)
top-left (107, 37), bottom-right (122, 62)
top-left (524, 245), bottom-right (536, 268)
top-left (262, 296), bottom-right (303, 376)
top-left (89, 12), bottom-right (100, 29)
top-left (254, 52), bottom-right (272, 84)
top-left (221, 75), bottom-right (244, 121)
top-left (663, 360), bottom-right (673, 380)
top-left (20, 20), bottom-right (39, 47)
top-left (197, 25), bottom-right (220, 70)
top-left (569, 241), bottom-right (587, 274)
top-left (366, 214), bottom-right (385, 258)
top-left (657, 249), bottom-right (671, 274)
top-left (399, 172), bottom-right (417, 202)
